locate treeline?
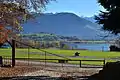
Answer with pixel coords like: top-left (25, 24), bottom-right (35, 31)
top-left (20, 33), bottom-right (81, 41)
top-left (16, 39), bottom-right (71, 49)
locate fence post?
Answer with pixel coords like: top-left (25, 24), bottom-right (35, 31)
top-left (12, 40), bottom-right (15, 67)
top-left (80, 60), bottom-right (81, 67)
top-left (45, 51), bottom-right (46, 67)
top-left (28, 47), bottom-right (30, 65)
top-left (0, 56), bottom-right (3, 67)
top-left (102, 46), bottom-right (104, 52)
top-left (103, 59), bottom-right (105, 66)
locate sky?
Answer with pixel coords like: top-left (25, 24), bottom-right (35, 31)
top-left (44, 0), bottom-right (105, 17)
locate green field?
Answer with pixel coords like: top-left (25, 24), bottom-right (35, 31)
top-left (0, 48), bottom-right (120, 65)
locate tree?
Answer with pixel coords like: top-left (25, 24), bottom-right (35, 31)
top-left (0, 0), bottom-right (55, 11)
top-left (95, 0), bottom-right (120, 35)
top-left (0, 2), bottom-right (28, 40)
top-left (0, 24), bottom-right (11, 46)
top-left (0, 0), bottom-right (54, 45)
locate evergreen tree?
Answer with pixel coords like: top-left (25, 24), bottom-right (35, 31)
top-left (95, 0), bottom-right (120, 35)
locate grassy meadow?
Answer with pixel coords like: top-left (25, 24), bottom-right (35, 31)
top-left (0, 48), bottom-right (120, 65)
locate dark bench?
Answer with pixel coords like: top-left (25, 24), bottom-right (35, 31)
top-left (74, 52), bottom-right (80, 56)
top-left (0, 56), bottom-right (3, 67)
top-left (58, 60), bottom-right (68, 63)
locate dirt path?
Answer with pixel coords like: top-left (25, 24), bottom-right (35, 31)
top-left (0, 60), bottom-right (102, 79)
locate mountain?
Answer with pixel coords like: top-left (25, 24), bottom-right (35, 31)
top-left (22, 12), bottom-right (109, 40)
top-left (83, 16), bottom-right (96, 23)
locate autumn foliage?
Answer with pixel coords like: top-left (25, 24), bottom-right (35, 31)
top-left (0, 24), bottom-right (11, 44)
top-left (0, 0), bottom-right (54, 45)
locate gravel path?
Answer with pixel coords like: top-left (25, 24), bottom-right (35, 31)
top-left (22, 67), bottom-right (102, 77)
top-left (0, 60), bottom-right (102, 80)
top-left (19, 60), bottom-right (102, 79)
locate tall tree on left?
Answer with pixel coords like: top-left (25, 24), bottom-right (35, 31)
top-left (0, 0), bottom-right (54, 46)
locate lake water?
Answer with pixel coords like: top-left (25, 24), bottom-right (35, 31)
top-left (69, 43), bottom-right (110, 51)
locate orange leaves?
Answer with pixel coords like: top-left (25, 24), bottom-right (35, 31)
top-left (0, 2), bottom-right (27, 43)
top-left (0, 24), bottom-right (11, 44)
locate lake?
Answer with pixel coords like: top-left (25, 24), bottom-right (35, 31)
top-left (69, 43), bottom-right (110, 51)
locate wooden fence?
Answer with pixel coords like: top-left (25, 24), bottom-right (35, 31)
top-left (15, 58), bottom-right (106, 67)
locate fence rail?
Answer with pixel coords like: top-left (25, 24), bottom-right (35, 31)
top-left (14, 58), bottom-right (105, 67)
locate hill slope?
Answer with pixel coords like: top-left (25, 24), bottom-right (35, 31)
top-left (23, 12), bottom-right (106, 40)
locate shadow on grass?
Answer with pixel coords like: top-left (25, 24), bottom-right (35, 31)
top-left (0, 76), bottom-right (90, 80)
